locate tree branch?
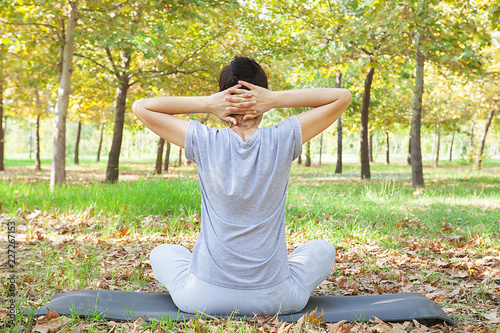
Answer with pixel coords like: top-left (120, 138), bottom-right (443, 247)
top-left (74, 53), bottom-right (114, 74)
top-left (0, 19), bottom-right (59, 31)
top-left (80, 0), bottom-right (130, 13)
top-left (361, 47), bottom-right (374, 56)
top-left (129, 69), bottom-right (207, 87)
top-left (174, 29), bottom-right (225, 71)
top-left (105, 46), bottom-right (122, 79)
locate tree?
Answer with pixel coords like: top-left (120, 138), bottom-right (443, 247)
top-left (155, 137), bottom-right (165, 175)
top-left (1, 1), bottom-right (66, 172)
top-left (305, 141), bottom-right (311, 167)
top-left (77, 0), bottom-right (240, 183)
top-left (476, 108), bottom-right (497, 169)
top-left (476, 31), bottom-right (500, 169)
top-left (410, 30), bottom-right (425, 186)
top-left (335, 73), bottom-right (343, 174)
top-left (51, 0), bottom-right (79, 187)
top-left (404, 0), bottom-right (491, 186)
top-left (164, 140), bottom-right (171, 172)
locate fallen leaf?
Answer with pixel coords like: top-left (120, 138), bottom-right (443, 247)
top-left (482, 310), bottom-right (500, 323)
top-left (304, 307), bottom-right (324, 324)
top-left (32, 310), bottom-right (70, 333)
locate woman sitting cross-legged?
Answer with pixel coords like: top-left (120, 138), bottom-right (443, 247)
top-left (132, 56), bottom-right (352, 316)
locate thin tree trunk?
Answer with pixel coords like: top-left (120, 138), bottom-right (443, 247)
top-left (138, 131), bottom-right (141, 159)
top-left (360, 67), bottom-right (375, 179)
top-left (476, 108), bottom-right (496, 169)
top-left (449, 131), bottom-right (455, 161)
top-left (35, 115), bottom-right (41, 171)
top-left (305, 140), bottom-right (311, 167)
top-left (164, 140), bottom-right (171, 172)
top-left (407, 136), bottom-right (411, 165)
top-left (33, 89), bottom-right (42, 170)
top-left (335, 74), bottom-right (343, 174)
top-left (385, 127), bottom-right (390, 165)
top-left (410, 31), bottom-right (425, 187)
top-left (51, 0), bottom-right (79, 187)
top-left (319, 133), bottom-right (323, 167)
top-left (431, 134), bottom-right (436, 160)
top-left (96, 122), bottom-right (104, 162)
top-left (155, 137), bottom-right (165, 174)
top-left (369, 133), bottom-right (374, 163)
top-left (468, 120), bottom-right (475, 165)
top-left (177, 147), bottom-right (182, 166)
top-left (105, 77), bottom-right (130, 183)
top-left (74, 121), bottom-right (82, 165)
top-left (29, 122), bottom-right (33, 159)
top-left (435, 118), bottom-right (440, 168)
top-left (297, 155), bottom-right (302, 165)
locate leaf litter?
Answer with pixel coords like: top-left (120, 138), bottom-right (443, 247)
top-left (1, 206), bottom-right (499, 332)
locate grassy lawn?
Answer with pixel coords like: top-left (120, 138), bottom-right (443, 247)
top-left (0, 159), bottom-right (499, 332)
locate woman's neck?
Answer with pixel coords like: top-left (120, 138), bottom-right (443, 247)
top-left (230, 115), bottom-right (261, 141)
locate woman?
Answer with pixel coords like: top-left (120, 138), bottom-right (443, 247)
top-left (133, 56), bottom-right (352, 316)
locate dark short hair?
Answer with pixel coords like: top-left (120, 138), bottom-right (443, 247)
top-left (218, 56), bottom-right (268, 91)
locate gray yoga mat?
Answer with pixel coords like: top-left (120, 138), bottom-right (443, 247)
top-left (29, 290), bottom-right (455, 325)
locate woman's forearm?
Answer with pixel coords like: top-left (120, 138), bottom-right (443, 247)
top-left (269, 88), bottom-right (351, 109)
top-left (132, 96), bottom-right (212, 116)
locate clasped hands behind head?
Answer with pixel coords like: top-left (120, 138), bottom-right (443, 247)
top-left (213, 80), bottom-right (274, 127)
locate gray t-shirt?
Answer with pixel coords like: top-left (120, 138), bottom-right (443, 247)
top-left (184, 116), bottom-right (302, 289)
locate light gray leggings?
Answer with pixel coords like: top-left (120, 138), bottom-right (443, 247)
top-left (150, 240), bottom-right (335, 316)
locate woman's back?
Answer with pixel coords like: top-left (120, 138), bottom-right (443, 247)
top-left (185, 117), bottom-right (302, 289)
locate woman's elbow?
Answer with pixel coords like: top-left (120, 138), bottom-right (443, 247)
top-left (341, 89), bottom-right (352, 103)
top-left (338, 90), bottom-right (352, 109)
top-left (132, 99), bottom-right (144, 117)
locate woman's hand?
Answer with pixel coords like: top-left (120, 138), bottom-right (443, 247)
top-left (225, 81), bottom-right (275, 120)
top-left (209, 83), bottom-right (258, 125)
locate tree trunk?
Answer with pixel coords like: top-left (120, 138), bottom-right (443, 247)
top-left (35, 115), bottom-right (41, 171)
top-left (369, 133), bottom-right (374, 163)
top-left (476, 108), bottom-right (496, 170)
top-left (96, 122), bottom-right (104, 162)
top-left (360, 67), bottom-right (375, 179)
top-left (29, 122), bottom-right (33, 159)
top-left (435, 118), bottom-right (440, 168)
top-left (0, 70), bottom-right (4, 171)
top-left (177, 147), bottom-right (183, 166)
top-left (164, 140), bottom-right (171, 172)
top-left (155, 137), bottom-right (165, 174)
top-left (318, 133), bottom-right (323, 167)
top-left (138, 131), bottom-right (141, 159)
top-left (407, 136), bottom-right (411, 165)
top-left (385, 127), bottom-right (390, 165)
top-left (449, 131), bottom-right (455, 161)
top-left (105, 77), bottom-right (130, 183)
top-left (410, 32), bottom-right (425, 187)
top-left (51, 0), bottom-right (79, 187)
top-left (297, 155), bottom-right (302, 165)
top-left (74, 121), bottom-right (82, 165)
top-left (468, 120), bottom-right (475, 164)
top-left (335, 72), bottom-right (343, 174)
top-left (305, 140), bottom-right (311, 167)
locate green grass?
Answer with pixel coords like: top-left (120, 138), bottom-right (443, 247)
top-left (2, 163), bottom-right (499, 248)
top-left (0, 178), bottom-right (200, 219)
top-left (3, 156), bottom-right (159, 169)
top-left (287, 172), bottom-right (499, 250)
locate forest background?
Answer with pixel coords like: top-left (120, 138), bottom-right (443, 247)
top-left (0, 0), bottom-right (499, 185)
